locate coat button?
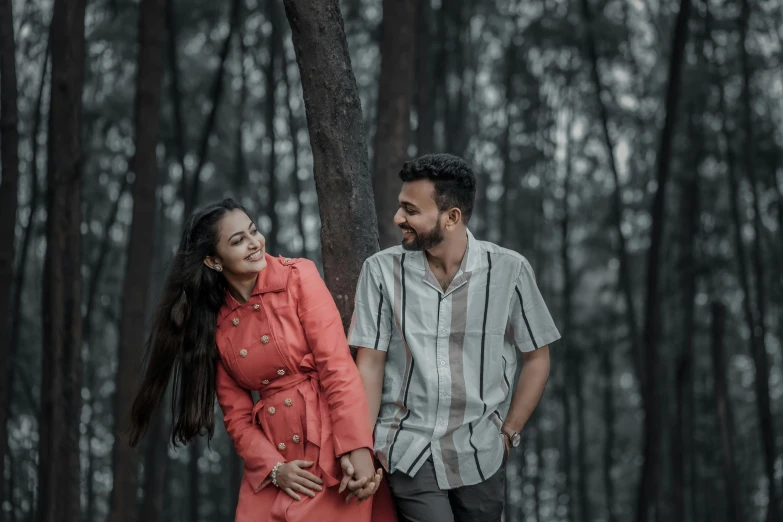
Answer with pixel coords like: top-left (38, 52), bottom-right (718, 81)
top-left (284, 398), bottom-right (293, 407)
top-left (292, 435), bottom-right (300, 444)
top-left (261, 335), bottom-right (270, 344)
top-left (277, 369), bottom-right (285, 376)
top-left (239, 349), bottom-right (248, 358)
top-left (253, 304), bottom-right (260, 310)
top-left (283, 258), bottom-right (292, 265)
top-left (261, 379), bottom-right (269, 385)
top-left (232, 317), bottom-right (240, 326)
top-left (268, 407), bottom-right (276, 415)
top-left (278, 443), bottom-right (286, 451)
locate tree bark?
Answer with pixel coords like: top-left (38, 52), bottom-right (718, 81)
top-left (499, 42), bottom-right (515, 245)
top-left (736, 2), bottom-right (780, 516)
top-left (233, 8), bottom-right (247, 195)
top-left (709, 301), bottom-right (743, 522)
top-left (672, 109), bottom-right (701, 522)
top-left (415, 0), bottom-right (435, 156)
top-left (265, 0), bottom-right (280, 255)
top-left (0, 0), bottom-right (21, 516)
top-left (602, 344), bottom-right (616, 522)
top-left (580, 0), bottom-right (643, 392)
top-left (373, 0), bottom-right (416, 249)
top-left (140, 410), bottom-right (168, 522)
top-left (186, 0), bottom-right (241, 217)
top-left (165, 0), bottom-right (187, 202)
top-left (574, 351), bottom-right (590, 522)
top-left (37, 1), bottom-right (87, 522)
top-left (283, 0), bottom-right (379, 330)
top-left (189, 440), bottom-right (200, 522)
top-left (636, 0), bottom-right (691, 519)
top-left (107, 0), bottom-right (166, 520)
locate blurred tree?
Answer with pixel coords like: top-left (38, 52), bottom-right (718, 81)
top-left (37, 1), bottom-right (87, 521)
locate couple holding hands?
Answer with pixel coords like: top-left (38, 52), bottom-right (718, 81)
top-left (129, 154), bottom-right (560, 522)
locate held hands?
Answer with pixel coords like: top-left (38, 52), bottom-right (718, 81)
top-left (338, 448), bottom-right (383, 504)
top-left (274, 460), bottom-right (324, 501)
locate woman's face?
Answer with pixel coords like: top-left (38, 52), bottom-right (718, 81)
top-left (205, 210), bottom-right (267, 276)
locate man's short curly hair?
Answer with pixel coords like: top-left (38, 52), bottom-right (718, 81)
top-left (398, 154), bottom-right (476, 223)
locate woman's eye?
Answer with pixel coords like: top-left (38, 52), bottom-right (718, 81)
top-left (250, 229), bottom-right (258, 235)
top-left (233, 237), bottom-right (244, 245)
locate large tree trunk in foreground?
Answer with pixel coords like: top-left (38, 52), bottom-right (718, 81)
top-left (107, 0), bottom-right (166, 520)
top-left (373, 0), bottom-right (416, 249)
top-left (37, 1), bottom-right (87, 521)
top-left (0, 0), bottom-right (21, 516)
top-left (283, 0), bottom-right (379, 330)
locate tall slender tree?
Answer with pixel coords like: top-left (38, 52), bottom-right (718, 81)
top-left (373, 0), bottom-right (416, 249)
top-left (108, 0), bottom-right (166, 520)
top-left (0, 0), bottom-right (20, 517)
top-left (37, 1), bottom-right (87, 521)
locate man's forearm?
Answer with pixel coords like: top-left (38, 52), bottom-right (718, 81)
top-left (503, 347), bottom-right (551, 433)
top-left (356, 348), bottom-right (386, 430)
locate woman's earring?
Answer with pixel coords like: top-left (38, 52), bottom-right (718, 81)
top-left (214, 264), bottom-right (223, 272)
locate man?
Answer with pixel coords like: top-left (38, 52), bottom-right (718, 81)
top-left (348, 154), bottom-right (560, 522)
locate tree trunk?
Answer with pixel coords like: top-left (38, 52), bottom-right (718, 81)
top-left (709, 301), bottom-right (743, 522)
top-left (0, 0), bottom-right (21, 515)
top-left (165, 0), bottom-right (187, 203)
top-left (140, 410), bottom-right (168, 522)
top-left (499, 42), bottom-right (515, 245)
top-left (186, 0), bottom-right (241, 217)
top-left (580, 0), bottom-right (643, 392)
top-left (189, 440), bottom-right (199, 522)
top-left (415, 0), bottom-right (435, 155)
top-left (559, 113), bottom-right (574, 522)
top-left (265, 0), bottom-right (280, 255)
top-left (603, 344), bottom-right (616, 522)
top-left (373, 0), bottom-right (416, 249)
top-left (233, 8), bottom-right (247, 195)
top-left (736, 2), bottom-right (780, 517)
top-left (283, 0), bottom-right (379, 330)
top-left (107, 0), bottom-right (166, 520)
top-left (37, 2), bottom-right (87, 522)
top-left (636, 0), bottom-right (691, 519)
top-left (574, 352), bottom-right (590, 522)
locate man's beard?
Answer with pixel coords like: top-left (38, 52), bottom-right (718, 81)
top-left (401, 218), bottom-right (444, 251)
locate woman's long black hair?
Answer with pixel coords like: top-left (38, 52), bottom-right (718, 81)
top-left (129, 198), bottom-right (249, 447)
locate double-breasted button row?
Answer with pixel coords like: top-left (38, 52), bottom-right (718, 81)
top-left (237, 334), bottom-right (271, 358)
top-left (276, 435), bottom-right (301, 451)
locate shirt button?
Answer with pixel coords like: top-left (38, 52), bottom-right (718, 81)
top-left (440, 361), bottom-right (446, 366)
top-left (232, 318), bottom-right (240, 326)
top-left (261, 380), bottom-right (269, 385)
top-left (277, 369), bottom-right (285, 376)
top-left (239, 349), bottom-right (248, 358)
top-left (278, 443), bottom-right (286, 451)
top-left (261, 335), bottom-right (270, 344)
top-left (253, 304), bottom-right (260, 310)
top-left (268, 407), bottom-right (276, 415)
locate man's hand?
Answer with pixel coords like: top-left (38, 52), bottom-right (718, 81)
top-left (338, 449), bottom-right (383, 504)
top-left (502, 432), bottom-right (511, 460)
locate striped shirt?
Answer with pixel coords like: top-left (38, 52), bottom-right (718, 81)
top-left (348, 229), bottom-right (561, 489)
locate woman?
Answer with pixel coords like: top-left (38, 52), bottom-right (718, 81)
top-left (129, 198), bottom-right (394, 521)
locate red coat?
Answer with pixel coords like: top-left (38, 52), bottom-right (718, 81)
top-left (215, 255), bottom-right (395, 522)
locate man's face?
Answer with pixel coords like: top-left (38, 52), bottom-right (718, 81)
top-left (393, 180), bottom-right (445, 251)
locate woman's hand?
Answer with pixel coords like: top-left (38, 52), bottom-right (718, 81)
top-left (342, 448), bottom-right (383, 504)
top-left (274, 460), bottom-right (324, 501)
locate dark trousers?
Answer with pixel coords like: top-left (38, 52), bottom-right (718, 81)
top-left (387, 459), bottom-right (506, 522)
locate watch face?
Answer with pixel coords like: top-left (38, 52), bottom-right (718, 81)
top-left (511, 434), bottom-right (522, 447)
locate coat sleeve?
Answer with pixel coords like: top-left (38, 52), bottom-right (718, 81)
top-left (290, 259), bottom-right (374, 457)
top-left (216, 357), bottom-right (285, 491)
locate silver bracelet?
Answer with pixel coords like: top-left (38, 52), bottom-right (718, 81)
top-left (271, 462), bottom-right (283, 488)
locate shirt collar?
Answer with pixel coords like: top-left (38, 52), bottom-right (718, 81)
top-left (217, 254), bottom-right (289, 325)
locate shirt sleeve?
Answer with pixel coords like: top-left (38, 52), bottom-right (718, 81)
top-left (507, 257), bottom-right (561, 352)
top-left (215, 358), bottom-right (284, 492)
top-left (347, 258), bottom-right (393, 351)
top-left (290, 260), bottom-right (374, 457)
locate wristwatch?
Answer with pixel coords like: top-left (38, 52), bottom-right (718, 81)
top-left (501, 425), bottom-right (521, 448)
